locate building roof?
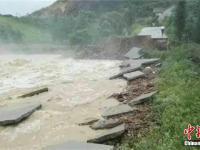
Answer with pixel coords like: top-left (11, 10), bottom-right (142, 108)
top-left (138, 27), bottom-right (168, 39)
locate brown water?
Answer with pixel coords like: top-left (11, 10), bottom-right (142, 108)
top-left (0, 54), bottom-right (126, 150)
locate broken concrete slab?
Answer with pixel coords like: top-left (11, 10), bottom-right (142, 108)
top-left (18, 87), bottom-right (48, 98)
top-left (109, 64), bottom-right (141, 80)
top-left (90, 118), bottom-right (122, 130)
top-left (119, 58), bottom-right (160, 69)
top-left (102, 104), bottom-right (135, 119)
top-left (139, 58), bottom-right (160, 65)
top-left (112, 58), bottom-right (159, 80)
top-left (0, 102), bottom-right (41, 126)
top-left (124, 47), bottom-right (142, 59)
top-left (123, 71), bottom-right (145, 81)
top-left (44, 141), bottom-right (113, 150)
top-left (79, 117), bottom-right (99, 126)
top-left (129, 91), bottom-right (157, 106)
top-left (87, 124), bottom-right (125, 143)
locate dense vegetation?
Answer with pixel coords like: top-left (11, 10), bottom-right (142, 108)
top-left (168, 0), bottom-right (200, 43)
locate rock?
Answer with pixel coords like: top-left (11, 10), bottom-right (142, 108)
top-left (79, 117), bottom-right (99, 126)
top-left (87, 124), bottom-right (125, 143)
top-left (124, 47), bottom-right (142, 59)
top-left (90, 118), bottom-right (122, 130)
top-left (44, 141), bottom-right (113, 150)
top-left (18, 87), bottom-right (48, 98)
top-left (143, 67), bottom-right (153, 75)
top-left (109, 64), bottom-right (141, 80)
top-left (123, 71), bottom-right (145, 81)
top-left (102, 104), bottom-right (135, 119)
top-left (0, 102), bottom-right (41, 126)
top-left (129, 91), bottom-right (157, 106)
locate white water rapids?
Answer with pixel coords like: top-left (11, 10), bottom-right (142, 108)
top-left (0, 54), bottom-right (126, 150)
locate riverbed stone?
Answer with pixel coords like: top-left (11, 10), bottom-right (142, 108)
top-left (90, 118), bottom-right (122, 130)
top-left (87, 124), bottom-right (125, 143)
top-left (18, 87), bottom-right (48, 98)
top-left (79, 117), bottom-right (99, 126)
top-left (0, 102), bottom-right (41, 125)
top-left (129, 91), bottom-right (157, 106)
top-left (44, 141), bottom-right (113, 150)
top-left (102, 104), bottom-right (135, 119)
top-left (123, 71), bottom-right (145, 81)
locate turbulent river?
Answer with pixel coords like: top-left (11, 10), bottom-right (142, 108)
top-left (0, 54), bottom-right (126, 150)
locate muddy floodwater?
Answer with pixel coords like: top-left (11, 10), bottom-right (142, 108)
top-left (0, 54), bottom-right (126, 150)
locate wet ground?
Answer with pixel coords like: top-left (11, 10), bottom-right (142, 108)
top-left (0, 54), bottom-right (126, 150)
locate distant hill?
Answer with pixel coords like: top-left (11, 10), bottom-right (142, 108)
top-left (31, 0), bottom-right (123, 17)
top-left (31, 0), bottom-right (178, 18)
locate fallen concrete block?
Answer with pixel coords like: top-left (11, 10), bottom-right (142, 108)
top-left (44, 141), bottom-right (113, 150)
top-left (124, 47), bottom-right (142, 59)
top-left (0, 102), bottom-right (41, 126)
top-left (123, 71), bottom-right (145, 81)
top-left (109, 64), bottom-right (141, 80)
top-left (139, 58), bottom-right (160, 65)
top-left (87, 124), bottom-right (125, 143)
top-left (19, 87), bottom-right (48, 98)
top-left (79, 117), bottom-right (99, 126)
top-left (129, 91), bottom-right (157, 106)
top-left (102, 104), bottom-right (135, 119)
top-left (119, 58), bottom-right (160, 69)
top-left (90, 118), bottom-right (122, 130)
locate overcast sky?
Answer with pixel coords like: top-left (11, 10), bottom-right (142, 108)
top-left (0, 0), bottom-right (57, 16)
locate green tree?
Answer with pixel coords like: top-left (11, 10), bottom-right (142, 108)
top-left (192, 1), bottom-right (200, 43)
top-left (175, 0), bottom-right (186, 40)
